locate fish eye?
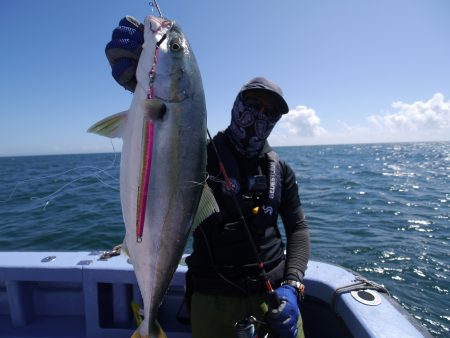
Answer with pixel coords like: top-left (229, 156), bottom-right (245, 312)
top-left (169, 30), bottom-right (183, 52)
top-left (170, 42), bottom-right (182, 52)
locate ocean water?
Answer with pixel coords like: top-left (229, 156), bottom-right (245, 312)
top-left (0, 142), bottom-right (448, 336)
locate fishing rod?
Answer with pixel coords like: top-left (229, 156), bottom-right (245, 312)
top-left (206, 129), bottom-right (281, 310)
top-left (149, 0), bottom-right (164, 17)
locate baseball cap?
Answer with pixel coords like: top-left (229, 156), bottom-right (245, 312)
top-left (240, 77), bottom-right (289, 114)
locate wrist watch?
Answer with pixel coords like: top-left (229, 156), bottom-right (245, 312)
top-left (281, 280), bottom-right (305, 301)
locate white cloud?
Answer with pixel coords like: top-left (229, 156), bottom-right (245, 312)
top-left (368, 93), bottom-right (450, 131)
top-left (270, 93), bottom-right (449, 147)
top-left (278, 105), bottom-right (327, 137)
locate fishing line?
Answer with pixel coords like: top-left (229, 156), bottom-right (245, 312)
top-left (1, 166), bottom-right (117, 204)
top-left (29, 172), bottom-right (116, 206)
top-left (0, 141), bottom-right (120, 209)
top-left (185, 172), bottom-right (210, 187)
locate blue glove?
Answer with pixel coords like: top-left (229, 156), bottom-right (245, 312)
top-left (267, 285), bottom-right (300, 338)
top-left (105, 16), bottom-right (144, 92)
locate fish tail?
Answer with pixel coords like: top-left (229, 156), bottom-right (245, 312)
top-left (131, 321), bottom-right (166, 338)
top-left (151, 321), bottom-right (167, 338)
top-left (131, 329), bottom-right (144, 338)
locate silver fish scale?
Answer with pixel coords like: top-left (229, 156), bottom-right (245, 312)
top-left (121, 16), bottom-right (206, 337)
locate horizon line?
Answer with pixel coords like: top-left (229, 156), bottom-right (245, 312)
top-left (1, 139), bottom-right (449, 158)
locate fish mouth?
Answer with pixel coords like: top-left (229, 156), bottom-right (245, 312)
top-left (148, 16), bottom-right (174, 34)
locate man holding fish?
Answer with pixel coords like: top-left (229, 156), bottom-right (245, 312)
top-left (104, 16), bottom-right (310, 338)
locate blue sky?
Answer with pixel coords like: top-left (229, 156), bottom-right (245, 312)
top-left (1, 0), bottom-right (449, 156)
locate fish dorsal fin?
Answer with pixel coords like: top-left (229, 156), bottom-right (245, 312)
top-left (87, 111), bottom-right (128, 138)
top-left (142, 99), bottom-right (166, 120)
top-left (192, 183), bottom-right (220, 230)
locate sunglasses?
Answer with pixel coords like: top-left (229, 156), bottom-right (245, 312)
top-left (242, 96), bottom-right (282, 120)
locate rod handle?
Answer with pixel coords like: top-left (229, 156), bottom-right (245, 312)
top-left (267, 290), bottom-right (281, 309)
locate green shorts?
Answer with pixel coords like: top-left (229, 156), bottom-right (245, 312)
top-left (190, 292), bottom-right (304, 338)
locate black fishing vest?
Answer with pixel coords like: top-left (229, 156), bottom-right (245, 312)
top-left (187, 132), bottom-right (286, 278)
top-left (207, 132), bottom-right (282, 225)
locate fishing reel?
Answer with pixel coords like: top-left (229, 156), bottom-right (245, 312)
top-left (234, 290), bottom-right (280, 338)
top-left (235, 316), bottom-right (259, 338)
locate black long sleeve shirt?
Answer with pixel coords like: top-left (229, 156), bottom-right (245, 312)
top-left (186, 132), bottom-right (310, 284)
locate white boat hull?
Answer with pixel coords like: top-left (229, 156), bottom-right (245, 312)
top-left (0, 252), bottom-right (431, 338)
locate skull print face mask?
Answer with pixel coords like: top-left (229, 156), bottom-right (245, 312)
top-left (226, 92), bottom-right (282, 158)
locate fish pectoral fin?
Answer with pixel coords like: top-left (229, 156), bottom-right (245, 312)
top-left (87, 110), bottom-right (128, 138)
top-left (192, 183), bottom-right (220, 230)
top-left (142, 99), bottom-right (166, 120)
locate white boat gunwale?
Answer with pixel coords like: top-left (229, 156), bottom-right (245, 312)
top-left (0, 251), bottom-right (431, 338)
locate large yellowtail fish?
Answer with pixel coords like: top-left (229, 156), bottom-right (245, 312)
top-left (88, 15), bottom-right (218, 338)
